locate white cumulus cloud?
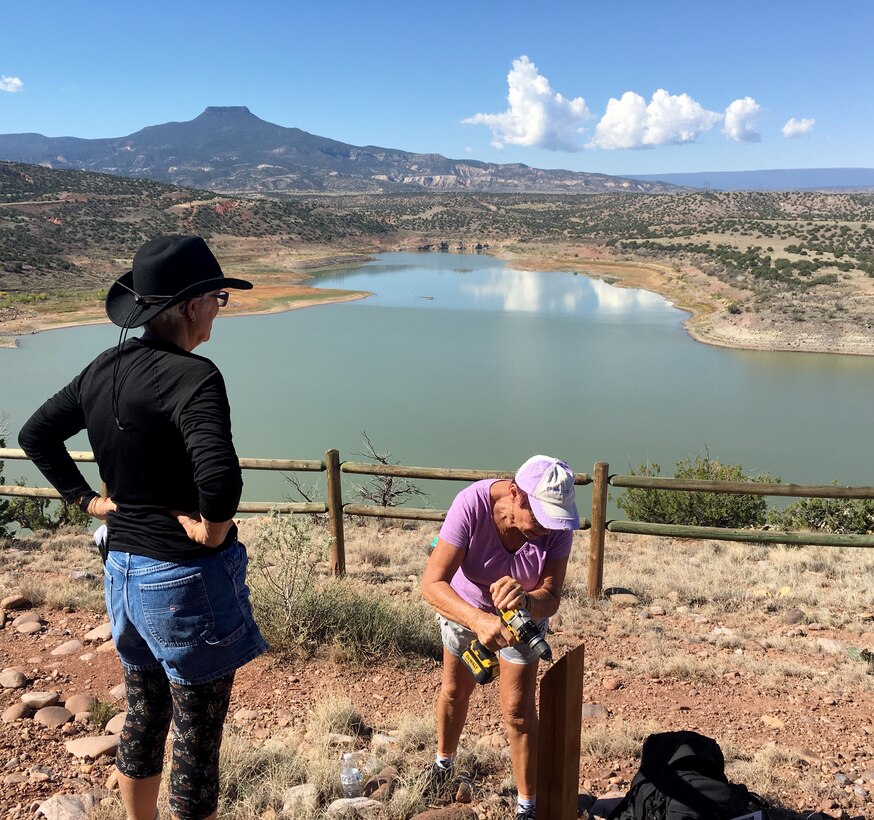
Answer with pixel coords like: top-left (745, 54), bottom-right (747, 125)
top-left (462, 56), bottom-right (591, 152)
top-left (723, 97), bottom-right (761, 142)
top-left (587, 92), bottom-right (648, 150)
top-left (782, 117), bottom-right (816, 138)
top-left (0, 76), bottom-right (23, 93)
top-left (589, 89), bottom-right (722, 149)
top-left (645, 90), bottom-right (723, 145)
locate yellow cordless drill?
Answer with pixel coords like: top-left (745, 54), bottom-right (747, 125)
top-left (461, 606), bottom-right (553, 684)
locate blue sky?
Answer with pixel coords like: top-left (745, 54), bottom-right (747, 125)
top-left (1, 0), bottom-right (871, 176)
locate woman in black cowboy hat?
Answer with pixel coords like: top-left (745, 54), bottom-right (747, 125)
top-left (19, 235), bottom-right (267, 820)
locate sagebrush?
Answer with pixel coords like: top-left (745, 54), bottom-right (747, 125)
top-left (249, 513), bottom-right (441, 660)
top-left (616, 455), bottom-right (778, 529)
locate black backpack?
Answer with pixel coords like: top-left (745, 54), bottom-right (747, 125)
top-left (608, 731), bottom-right (769, 820)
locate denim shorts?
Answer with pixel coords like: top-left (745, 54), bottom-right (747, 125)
top-left (438, 614), bottom-right (550, 665)
top-left (104, 541), bottom-right (268, 685)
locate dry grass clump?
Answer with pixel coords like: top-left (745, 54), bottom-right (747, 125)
top-left (14, 571), bottom-right (105, 612)
top-left (245, 515), bottom-right (442, 662)
top-left (726, 743), bottom-right (800, 802)
top-left (344, 518), bottom-right (435, 580)
top-left (218, 735), bottom-right (309, 818)
top-left (640, 649), bottom-right (720, 682)
top-left (590, 532), bottom-right (874, 617)
top-left (580, 717), bottom-right (663, 758)
top-left (306, 693), bottom-right (367, 741)
top-left (87, 802), bottom-right (125, 820)
top-left (0, 526), bottom-right (104, 611)
top-left (88, 699), bottom-right (119, 731)
top-left (389, 713), bottom-right (436, 758)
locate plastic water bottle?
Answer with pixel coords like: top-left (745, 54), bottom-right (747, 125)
top-left (339, 752), bottom-right (361, 798)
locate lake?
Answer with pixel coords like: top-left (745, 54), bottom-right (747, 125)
top-left (3, 252), bottom-right (873, 514)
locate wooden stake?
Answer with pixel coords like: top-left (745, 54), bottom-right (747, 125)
top-left (537, 645), bottom-right (585, 818)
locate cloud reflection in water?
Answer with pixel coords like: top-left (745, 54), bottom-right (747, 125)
top-left (460, 268), bottom-right (669, 316)
top-left (588, 277), bottom-right (670, 313)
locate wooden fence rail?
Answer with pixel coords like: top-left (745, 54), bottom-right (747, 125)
top-left (611, 474), bottom-right (874, 499)
top-left (606, 520), bottom-right (874, 549)
top-left (3, 449), bottom-right (873, 592)
top-left (342, 504), bottom-right (447, 522)
top-left (581, 463), bottom-right (874, 597)
top-left (341, 461), bottom-right (592, 485)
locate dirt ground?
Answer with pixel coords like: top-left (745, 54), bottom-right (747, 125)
top-left (1, 591), bottom-right (872, 819)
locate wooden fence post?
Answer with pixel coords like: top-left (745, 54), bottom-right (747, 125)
top-left (588, 461), bottom-right (608, 599)
top-left (536, 645), bottom-right (585, 818)
top-left (326, 449), bottom-right (346, 577)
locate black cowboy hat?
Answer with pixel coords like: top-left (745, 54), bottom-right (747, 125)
top-left (105, 235), bottom-right (252, 328)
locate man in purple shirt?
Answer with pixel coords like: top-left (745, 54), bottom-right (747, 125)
top-left (422, 455), bottom-right (579, 820)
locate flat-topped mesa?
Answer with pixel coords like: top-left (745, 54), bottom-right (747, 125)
top-left (200, 106), bottom-right (253, 116)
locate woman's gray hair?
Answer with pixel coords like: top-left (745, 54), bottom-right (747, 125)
top-left (143, 300), bottom-right (187, 335)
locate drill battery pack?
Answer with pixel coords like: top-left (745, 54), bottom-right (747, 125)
top-left (461, 640), bottom-right (500, 684)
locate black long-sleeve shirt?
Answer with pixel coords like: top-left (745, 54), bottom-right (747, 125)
top-left (19, 337), bottom-right (242, 559)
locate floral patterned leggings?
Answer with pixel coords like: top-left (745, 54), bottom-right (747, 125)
top-left (116, 667), bottom-right (235, 820)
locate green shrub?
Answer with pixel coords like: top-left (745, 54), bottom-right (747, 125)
top-left (250, 513), bottom-right (441, 661)
top-left (616, 455), bottom-right (778, 529)
top-left (3, 488), bottom-right (90, 533)
top-left (1, 418), bottom-right (89, 535)
top-left (89, 699), bottom-right (119, 730)
top-left (249, 512), bottom-right (326, 643)
top-left (769, 492), bottom-right (874, 534)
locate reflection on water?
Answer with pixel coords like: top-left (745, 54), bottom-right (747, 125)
top-left (588, 277), bottom-right (673, 313)
top-left (317, 252), bottom-right (675, 319)
top-left (460, 268), bottom-right (586, 313)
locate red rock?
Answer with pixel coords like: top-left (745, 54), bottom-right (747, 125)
top-left (65, 734), bottom-right (119, 759)
top-left (64, 693), bottom-right (97, 713)
top-left (0, 595), bottom-right (31, 610)
top-left (2, 702), bottom-right (33, 722)
top-left (34, 706), bottom-right (73, 728)
top-left (51, 639), bottom-right (85, 656)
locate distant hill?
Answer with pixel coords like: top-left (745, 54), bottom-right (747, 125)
top-left (631, 168), bottom-right (874, 192)
top-left (0, 160), bottom-right (389, 293)
top-left (0, 107), bottom-right (677, 196)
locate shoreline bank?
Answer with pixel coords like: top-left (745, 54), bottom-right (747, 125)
top-left (3, 244), bottom-right (872, 357)
top-left (492, 246), bottom-right (874, 358)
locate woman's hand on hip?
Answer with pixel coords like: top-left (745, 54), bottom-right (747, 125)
top-left (85, 496), bottom-right (116, 521)
top-left (489, 575), bottom-right (527, 612)
top-left (170, 510), bottom-right (233, 548)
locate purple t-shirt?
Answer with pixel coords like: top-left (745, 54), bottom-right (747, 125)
top-left (439, 479), bottom-right (573, 613)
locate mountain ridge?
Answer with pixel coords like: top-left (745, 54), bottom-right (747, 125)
top-left (630, 167), bottom-right (874, 192)
top-left (0, 106), bottom-right (676, 195)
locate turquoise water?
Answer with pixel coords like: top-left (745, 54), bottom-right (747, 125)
top-left (3, 252), bottom-right (873, 512)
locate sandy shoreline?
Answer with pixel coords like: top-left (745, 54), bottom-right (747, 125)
top-left (0, 290), bottom-right (371, 349)
top-left (3, 242), bottom-right (873, 357)
top-left (492, 245), bottom-right (874, 358)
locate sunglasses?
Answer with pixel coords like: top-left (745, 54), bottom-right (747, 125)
top-left (204, 290), bottom-right (230, 307)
